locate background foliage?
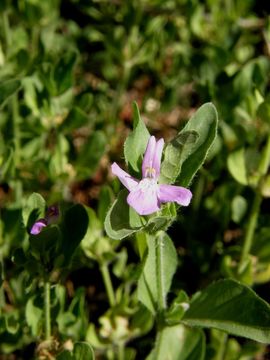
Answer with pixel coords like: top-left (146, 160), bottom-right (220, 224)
top-left (1, 0), bottom-right (270, 359)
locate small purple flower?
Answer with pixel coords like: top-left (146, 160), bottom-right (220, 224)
top-left (30, 205), bottom-right (60, 235)
top-left (111, 136), bottom-right (192, 215)
top-left (30, 219), bottom-right (47, 235)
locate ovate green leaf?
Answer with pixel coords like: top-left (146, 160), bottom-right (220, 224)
top-left (22, 192), bottom-right (46, 230)
top-left (176, 103), bottom-right (218, 187)
top-left (159, 130), bottom-right (199, 184)
top-left (104, 189), bottom-right (145, 240)
top-left (146, 324), bottom-right (205, 360)
top-left (61, 204), bottom-right (89, 264)
top-left (124, 102), bottom-right (150, 173)
top-left (182, 279), bottom-right (270, 343)
top-left (73, 342), bottom-right (95, 360)
top-left (138, 232), bottom-right (178, 314)
top-left (227, 148), bottom-right (248, 185)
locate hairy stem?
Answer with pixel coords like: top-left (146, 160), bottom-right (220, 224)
top-left (156, 233), bottom-right (166, 311)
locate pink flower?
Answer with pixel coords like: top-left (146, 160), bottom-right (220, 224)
top-left (30, 219), bottom-right (47, 235)
top-left (111, 136), bottom-right (192, 215)
top-left (30, 205), bottom-right (60, 235)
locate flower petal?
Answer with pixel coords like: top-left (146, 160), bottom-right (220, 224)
top-left (158, 184), bottom-right (192, 206)
top-left (30, 219), bottom-right (47, 235)
top-left (127, 179), bottom-right (160, 215)
top-left (142, 136), bottom-right (164, 179)
top-left (142, 136), bottom-right (156, 178)
top-left (153, 138), bottom-right (164, 178)
top-left (111, 162), bottom-right (139, 191)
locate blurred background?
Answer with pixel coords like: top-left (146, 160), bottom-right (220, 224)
top-left (1, 0), bottom-right (270, 358)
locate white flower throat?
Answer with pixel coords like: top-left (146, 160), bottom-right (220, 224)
top-left (138, 178), bottom-right (158, 193)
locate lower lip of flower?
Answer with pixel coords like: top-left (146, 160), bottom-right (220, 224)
top-left (138, 178), bottom-right (158, 192)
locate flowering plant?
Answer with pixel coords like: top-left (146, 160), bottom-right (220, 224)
top-left (112, 136), bottom-right (192, 215)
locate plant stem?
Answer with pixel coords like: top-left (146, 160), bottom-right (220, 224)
top-left (239, 190), bottom-right (261, 271)
top-left (117, 343), bottom-right (125, 360)
top-left (44, 281), bottom-right (51, 341)
top-left (156, 233), bottom-right (166, 311)
top-left (100, 263), bottom-right (116, 307)
top-left (239, 135), bottom-right (270, 271)
top-left (216, 332), bottom-right (228, 360)
top-left (12, 95), bottom-right (21, 168)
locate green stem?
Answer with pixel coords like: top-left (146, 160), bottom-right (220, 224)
top-left (100, 263), bottom-right (116, 307)
top-left (12, 95), bottom-right (21, 168)
top-left (117, 343), bottom-right (125, 360)
top-left (44, 281), bottom-right (51, 341)
top-left (153, 328), bottom-right (164, 359)
top-left (216, 332), bottom-right (228, 360)
top-left (239, 135), bottom-right (270, 271)
top-left (156, 233), bottom-right (166, 311)
top-left (239, 190), bottom-right (261, 270)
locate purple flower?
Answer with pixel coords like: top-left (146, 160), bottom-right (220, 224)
top-left (111, 136), bottom-right (192, 215)
top-left (30, 205), bottom-right (60, 235)
top-left (30, 219), bottom-right (47, 235)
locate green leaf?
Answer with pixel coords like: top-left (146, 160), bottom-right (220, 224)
top-left (5, 312), bottom-right (19, 335)
top-left (61, 204), bottom-right (89, 264)
top-left (54, 51), bottom-right (77, 95)
top-left (77, 131), bottom-right (106, 177)
top-left (56, 350), bottom-right (73, 360)
top-left (22, 192), bottom-right (46, 230)
top-left (159, 130), bottom-right (199, 184)
top-left (173, 103), bottom-right (218, 187)
top-left (165, 290), bottom-right (189, 326)
top-left (25, 295), bottom-right (43, 336)
top-left (124, 102), bottom-right (150, 173)
top-left (97, 186), bottom-right (114, 223)
top-left (257, 95), bottom-right (270, 124)
top-left (146, 202), bottom-right (177, 233)
top-left (182, 279), bottom-right (270, 343)
top-left (104, 189), bottom-right (145, 240)
top-left (138, 232), bottom-right (178, 314)
top-left (146, 325), bottom-right (205, 360)
top-left (56, 342), bottom-right (95, 360)
top-left (231, 195), bottom-right (247, 223)
top-left (227, 148), bottom-right (248, 185)
top-left (61, 106), bottom-right (89, 133)
top-left (0, 79), bottom-right (21, 108)
top-left (0, 146), bottom-right (14, 180)
top-left (73, 342), bottom-right (95, 360)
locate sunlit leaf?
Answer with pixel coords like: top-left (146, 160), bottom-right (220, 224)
top-left (138, 231), bottom-right (177, 314)
top-left (124, 102), bottom-right (150, 173)
top-left (182, 279), bottom-right (270, 343)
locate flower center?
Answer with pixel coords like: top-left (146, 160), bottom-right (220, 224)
top-left (138, 178), bottom-right (158, 193)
